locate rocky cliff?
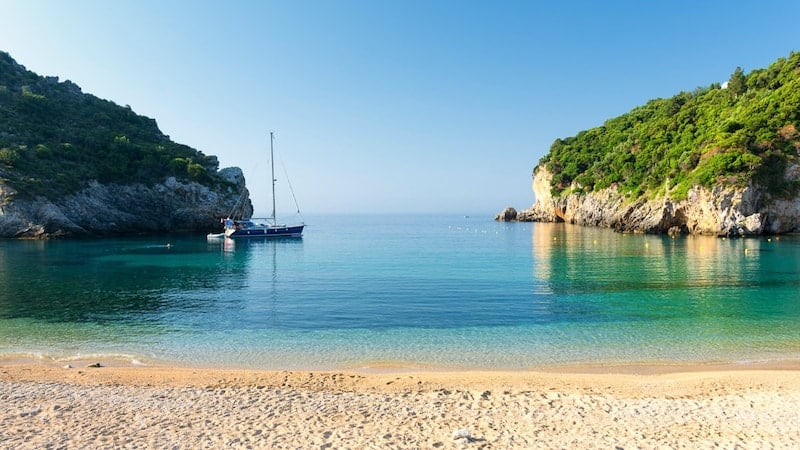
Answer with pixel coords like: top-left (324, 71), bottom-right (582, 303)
top-left (496, 53), bottom-right (800, 235)
top-left (0, 50), bottom-right (253, 238)
top-left (0, 167), bottom-right (252, 238)
top-left (504, 165), bottom-right (800, 236)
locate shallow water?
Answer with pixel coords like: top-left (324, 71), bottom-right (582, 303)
top-left (1, 215), bottom-right (798, 369)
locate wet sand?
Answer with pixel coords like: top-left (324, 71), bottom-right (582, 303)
top-left (2, 360), bottom-right (799, 449)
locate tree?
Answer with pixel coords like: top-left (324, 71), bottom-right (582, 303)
top-left (728, 66), bottom-right (746, 96)
top-left (538, 52), bottom-right (800, 200)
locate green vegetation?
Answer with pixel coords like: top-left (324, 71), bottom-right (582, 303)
top-left (0, 51), bottom-right (229, 199)
top-left (540, 52), bottom-right (800, 200)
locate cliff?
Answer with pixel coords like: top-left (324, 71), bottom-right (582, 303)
top-left (498, 52), bottom-right (800, 235)
top-left (511, 164), bottom-right (800, 236)
top-left (0, 51), bottom-right (249, 238)
top-left (0, 167), bottom-right (252, 238)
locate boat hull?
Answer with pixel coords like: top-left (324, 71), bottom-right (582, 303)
top-left (225, 224), bottom-right (304, 238)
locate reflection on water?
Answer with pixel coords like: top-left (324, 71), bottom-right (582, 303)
top-left (0, 216), bottom-right (798, 369)
top-left (0, 235), bottom-right (308, 362)
top-left (0, 237), bottom-right (306, 325)
top-left (531, 223), bottom-right (800, 331)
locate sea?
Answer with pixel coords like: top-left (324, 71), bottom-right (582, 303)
top-left (1, 214), bottom-right (798, 370)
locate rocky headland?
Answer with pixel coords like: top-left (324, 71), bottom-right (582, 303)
top-left (0, 167), bottom-right (250, 238)
top-left (498, 165), bottom-right (800, 236)
top-left (498, 52), bottom-right (800, 236)
top-left (0, 50), bottom-right (248, 238)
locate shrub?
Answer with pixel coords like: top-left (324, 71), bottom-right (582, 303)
top-left (541, 51), bottom-right (800, 200)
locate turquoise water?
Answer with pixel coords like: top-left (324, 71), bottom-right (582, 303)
top-left (1, 215), bottom-right (798, 369)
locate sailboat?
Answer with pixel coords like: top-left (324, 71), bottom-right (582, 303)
top-left (210, 132), bottom-right (305, 239)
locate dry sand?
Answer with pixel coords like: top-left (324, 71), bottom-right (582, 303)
top-left (2, 360), bottom-right (799, 449)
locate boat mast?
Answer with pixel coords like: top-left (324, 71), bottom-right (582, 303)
top-left (270, 131), bottom-right (277, 225)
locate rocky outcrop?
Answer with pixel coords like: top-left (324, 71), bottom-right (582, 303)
top-left (0, 167), bottom-right (251, 238)
top-left (495, 207), bottom-right (518, 221)
top-left (506, 164), bottom-right (800, 236)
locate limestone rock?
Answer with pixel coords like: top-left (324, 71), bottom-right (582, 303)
top-left (0, 167), bottom-right (250, 238)
top-left (495, 207), bottom-right (518, 221)
top-left (515, 164), bottom-right (800, 236)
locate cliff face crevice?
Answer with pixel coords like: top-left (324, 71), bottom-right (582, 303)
top-left (514, 165), bottom-right (800, 236)
top-left (0, 167), bottom-right (251, 238)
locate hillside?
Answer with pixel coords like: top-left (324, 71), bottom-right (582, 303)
top-left (0, 51), bottom-right (248, 237)
top-left (0, 51), bottom-right (228, 198)
top-left (540, 52), bottom-right (800, 201)
top-left (507, 52), bottom-right (800, 235)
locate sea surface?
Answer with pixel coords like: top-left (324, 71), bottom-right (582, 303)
top-left (1, 215), bottom-right (798, 370)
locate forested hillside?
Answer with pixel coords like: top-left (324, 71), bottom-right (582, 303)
top-left (540, 52), bottom-right (800, 200)
top-left (0, 51), bottom-right (226, 199)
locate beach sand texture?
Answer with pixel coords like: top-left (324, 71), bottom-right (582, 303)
top-left (2, 363), bottom-right (799, 449)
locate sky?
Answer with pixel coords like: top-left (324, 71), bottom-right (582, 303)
top-left (1, 1), bottom-right (799, 216)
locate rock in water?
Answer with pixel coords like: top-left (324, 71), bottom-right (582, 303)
top-left (495, 207), bottom-right (518, 222)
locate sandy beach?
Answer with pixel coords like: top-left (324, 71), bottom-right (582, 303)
top-left (2, 361), bottom-right (799, 449)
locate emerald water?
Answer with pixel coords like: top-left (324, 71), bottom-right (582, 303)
top-left (1, 215), bottom-right (798, 369)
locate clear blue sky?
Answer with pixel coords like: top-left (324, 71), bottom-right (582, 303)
top-left (2, 1), bottom-right (799, 216)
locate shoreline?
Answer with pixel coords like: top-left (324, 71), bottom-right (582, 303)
top-left (3, 359), bottom-right (800, 448)
top-left (3, 357), bottom-right (800, 389)
top-left (3, 351), bottom-right (800, 374)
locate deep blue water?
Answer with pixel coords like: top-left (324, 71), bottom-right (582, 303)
top-left (1, 215), bottom-right (798, 369)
